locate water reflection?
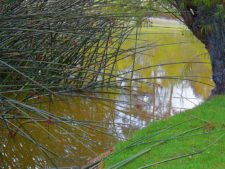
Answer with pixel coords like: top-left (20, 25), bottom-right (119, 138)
top-left (0, 18), bottom-right (213, 168)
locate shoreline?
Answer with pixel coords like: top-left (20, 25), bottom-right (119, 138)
top-left (104, 95), bottom-right (225, 169)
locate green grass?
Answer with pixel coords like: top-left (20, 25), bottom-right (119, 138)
top-left (104, 95), bottom-right (225, 169)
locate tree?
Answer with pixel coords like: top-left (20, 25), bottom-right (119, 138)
top-left (116, 0), bottom-right (224, 94)
top-left (169, 0), bottom-right (225, 94)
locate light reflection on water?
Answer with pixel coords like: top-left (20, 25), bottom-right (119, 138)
top-left (1, 19), bottom-right (213, 168)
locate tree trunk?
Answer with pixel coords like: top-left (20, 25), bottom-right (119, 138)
top-left (207, 20), bottom-right (225, 94)
top-left (174, 1), bottom-right (225, 95)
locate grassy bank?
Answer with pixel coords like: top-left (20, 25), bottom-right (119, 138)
top-left (104, 96), bottom-right (225, 169)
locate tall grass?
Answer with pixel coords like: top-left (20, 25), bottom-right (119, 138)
top-left (0, 0), bottom-right (152, 167)
top-left (0, 0), bottom-right (213, 168)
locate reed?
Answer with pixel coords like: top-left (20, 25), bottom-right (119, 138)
top-left (0, 0), bottom-right (213, 168)
top-left (0, 0), bottom-right (151, 167)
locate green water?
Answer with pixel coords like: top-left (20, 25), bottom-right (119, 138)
top-left (0, 18), bottom-right (213, 168)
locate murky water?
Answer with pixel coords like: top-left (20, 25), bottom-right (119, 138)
top-left (0, 18), bottom-right (213, 168)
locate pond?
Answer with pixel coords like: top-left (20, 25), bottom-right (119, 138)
top-left (0, 18), bottom-right (213, 168)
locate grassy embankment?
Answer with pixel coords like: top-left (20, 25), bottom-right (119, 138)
top-left (104, 95), bottom-right (225, 169)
